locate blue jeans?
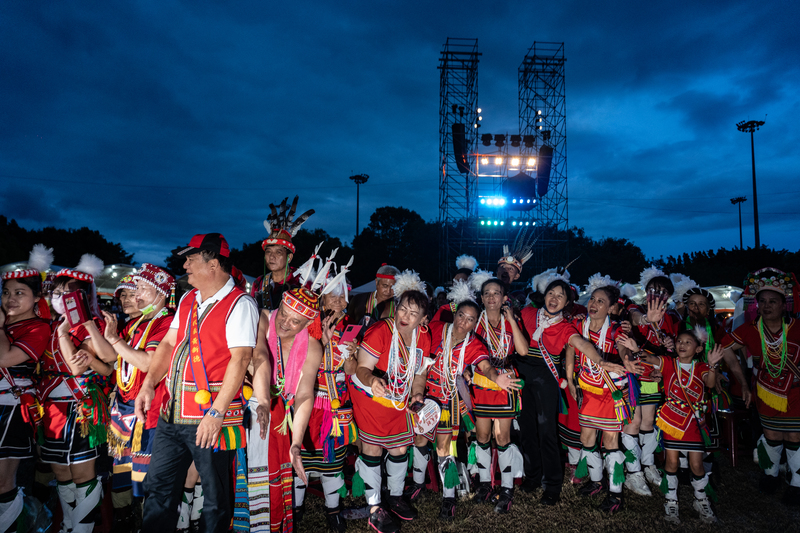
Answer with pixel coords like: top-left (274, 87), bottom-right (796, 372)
top-left (142, 418), bottom-right (234, 533)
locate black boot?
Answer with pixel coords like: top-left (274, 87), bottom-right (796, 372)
top-left (325, 505), bottom-right (347, 533)
top-left (494, 487), bottom-right (514, 514)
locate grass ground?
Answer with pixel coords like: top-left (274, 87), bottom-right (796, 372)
top-left (298, 455), bottom-right (800, 533)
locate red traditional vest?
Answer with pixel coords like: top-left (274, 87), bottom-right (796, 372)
top-left (164, 287), bottom-right (248, 449)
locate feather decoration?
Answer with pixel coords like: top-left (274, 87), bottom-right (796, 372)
top-left (392, 270), bottom-right (427, 300)
top-left (620, 283), bottom-right (638, 299)
top-left (295, 242), bottom-right (323, 286)
top-left (321, 255), bottom-right (354, 302)
top-left (585, 272), bottom-right (617, 295)
top-left (455, 254), bottom-right (478, 272)
top-left (28, 244), bottom-right (54, 273)
top-left (511, 226), bottom-right (539, 266)
top-left (263, 196), bottom-right (315, 237)
top-left (639, 265), bottom-right (667, 291)
top-left (532, 267), bottom-right (570, 294)
top-left (468, 269), bottom-right (494, 294)
top-left (75, 254), bottom-right (104, 278)
top-left (311, 248), bottom-right (338, 292)
top-left (670, 273), bottom-right (698, 303)
top-left (691, 325), bottom-right (709, 345)
top-left (447, 279), bottom-right (476, 305)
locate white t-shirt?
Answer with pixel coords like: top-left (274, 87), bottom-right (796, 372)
top-left (170, 276), bottom-right (259, 348)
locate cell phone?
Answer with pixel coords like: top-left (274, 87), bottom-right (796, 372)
top-left (64, 290), bottom-right (91, 328)
top-left (340, 325), bottom-right (362, 345)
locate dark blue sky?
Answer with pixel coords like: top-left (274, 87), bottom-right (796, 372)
top-left (2, 1), bottom-right (799, 270)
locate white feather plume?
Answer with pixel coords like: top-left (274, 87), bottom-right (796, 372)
top-left (620, 283), bottom-right (638, 299)
top-left (392, 270), bottom-right (427, 300)
top-left (455, 254), bottom-right (478, 272)
top-left (468, 269), bottom-right (494, 294)
top-left (532, 267), bottom-right (570, 294)
top-left (639, 265), bottom-right (666, 290)
top-left (690, 325), bottom-right (709, 346)
top-left (75, 254), bottom-right (104, 278)
top-left (585, 272), bottom-right (616, 295)
top-left (447, 279), bottom-right (476, 305)
top-left (670, 273), bottom-right (698, 303)
top-left (433, 286), bottom-right (446, 297)
top-left (28, 244), bottom-right (54, 273)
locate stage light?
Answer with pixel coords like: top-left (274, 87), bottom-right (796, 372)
top-left (512, 199), bottom-right (517, 203)
top-left (500, 221), bottom-right (504, 226)
top-left (537, 110), bottom-right (542, 115)
top-left (477, 108), bottom-right (482, 113)
top-left (525, 221), bottom-right (530, 226)
top-left (479, 116), bottom-right (483, 120)
top-left (523, 135), bottom-right (535, 148)
top-left (474, 123), bottom-right (478, 128)
top-left (512, 221), bottom-right (517, 226)
top-left (499, 198), bottom-right (506, 206)
top-left (480, 199), bottom-right (486, 204)
top-left (538, 126), bottom-right (543, 130)
top-left (495, 157), bottom-right (503, 165)
top-left (533, 221), bottom-right (537, 225)
top-left (481, 134), bottom-right (493, 147)
top-left (480, 220), bottom-right (485, 225)
top-left (510, 134), bottom-right (521, 147)
top-left (538, 117), bottom-right (543, 123)
top-left (511, 158), bottom-right (520, 167)
top-left (480, 157), bottom-right (488, 165)
top-left (493, 221), bottom-right (498, 226)
top-left (527, 199), bottom-right (531, 203)
top-left (495, 134), bottom-right (506, 147)
top-left (533, 199), bottom-right (537, 204)
top-left (528, 158), bottom-right (536, 166)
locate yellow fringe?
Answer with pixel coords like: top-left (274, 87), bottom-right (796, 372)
top-left (373, 396), bottom-right (404, 409)
top-left (131, 420), bottom-right (144, 453)
top-left (440, 409), bottom-right (450, 422)
top-left (757, 383), bottom-right (789, 413)
top-left (656, 418), bottom-right (685, 440)
top-left (450, 439), bottom-right (458, 458)
top-left (578, 377), bottom-right (605, 396)
top-left (331, 416), bottom-right (342, 438)
top-left (472, 372), bottom-right (501, 391)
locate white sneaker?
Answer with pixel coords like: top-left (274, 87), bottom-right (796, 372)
top-left (693, 497), bottom-right (717, 524)
top-left (664, 500), bottom-right (680, 524)
top-left (624, 471), bottom-right (652, 496)
top-left (644, 465), bottom-right (662, 487)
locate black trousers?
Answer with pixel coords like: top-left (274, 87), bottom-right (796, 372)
top-left (516, 359), bottom-right (563, 494)
top-left (142, 418), bottom-right (235, 533)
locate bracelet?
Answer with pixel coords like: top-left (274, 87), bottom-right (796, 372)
top-left (111, 338), bottom-right (122, 346)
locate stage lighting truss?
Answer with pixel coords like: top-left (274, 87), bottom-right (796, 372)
top-left (479, 217), bottom-right (537, 228)
top-left (479, 196), bottom-right (507, 207)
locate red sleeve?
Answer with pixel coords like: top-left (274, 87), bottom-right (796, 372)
top-left (697, 362), bottom-right (710, 381)
top-left (8, 320), bottom-right (51, 363)
top-left (144, 314), bottom-right (173, 352)
top-left (721, 322), bottom-right (758, 350)
top-left (70, 317), bottom-right (105, 345)
top-left (520, 307), bottom-right (537, 342)
top-left (361, 320), bottom-right (390, 359)
top-left (465, 335), bottom-right (490, 366)
top-left (417, 326), bottom-right (432, 361)
top-left (554, 320), bottom-right (580, 350)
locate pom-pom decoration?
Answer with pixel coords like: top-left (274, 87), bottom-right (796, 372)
top-left (446, 279), bottom-right (476, 305)
top-left (455, 254), bottom-right (478, 272)
top-left (392, 270), bottom-right (427, 301)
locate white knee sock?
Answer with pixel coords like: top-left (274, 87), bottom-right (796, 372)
top-left (320, 473), bottom-right (345, 508)
top-left (690, 473), bottom-right (710, 500)
top-left (604, 449), bottom-right (625, 494)
top-left (385, 453), bottom-right (408, 497)
top-left (665, 472), bottom-right (678, 501)
top-left (72, 478), bottom-right (102, 533)
top-left (498, 445), bottom-right (514, 489)
top-left (57, 481), bottom-right (77, 533)
top-left (0, 487), bottom-right (24, 533)
top-left (579, 445), bottom-right (603, 483)
top-left (412, 446), bottom-right (430, 485)
top-left (757, 435), bottom-right (784, 477)
top-left (293, 474), bottom-right (307, 507)
top-left (475, 441), bottom-right (492, 483)
top-left (639, 429), bottom-right (658, 466)
top-left (785, 443), bottom-right (800, 488)
top-left (190, 483), bottom-right (203, 522)
top-left (621, 432), bottom-right (642, 472)
top-left (567, 446), bottom-right (581, 466)
top-left (356, 456), bottom-right (383, 506)
top-left (438, 455), bottom-right (457, 499)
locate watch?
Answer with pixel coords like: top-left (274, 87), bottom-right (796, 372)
top-left (207, 408), bottom-right (223, 419)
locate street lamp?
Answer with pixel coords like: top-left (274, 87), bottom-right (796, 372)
top-left (730, 196), bottom-right (747, 249)
top-left (736, 119), bottom-right (765, 248)
top-left (349, 174), bottom-right (369, 237)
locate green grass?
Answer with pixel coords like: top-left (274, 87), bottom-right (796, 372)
top-left (298, 455), bottom-right (800, 533)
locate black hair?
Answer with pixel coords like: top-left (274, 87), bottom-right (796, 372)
top-left (200, 250), bottom-right (232, 274)
top-left (592, 285), bottom-right (620, 305)
top-left (676, 329), bottom-right (705, 361)
top-left (4, 276), bottom-right (43, 297)
top-left (544, 280), bottom-right (575, 305)
top-left (53, 276), bottom-right (90, 293)
top-left (456, 300), bottom-right (481, 316)
top-left (455, 268), bottom-right (474, 278)
top-left (646, 275), bottom-right (674, 296)
top-left (480, 278), bottom-right (506, 297)
top-left (398, 290), bottom-right (429, 313)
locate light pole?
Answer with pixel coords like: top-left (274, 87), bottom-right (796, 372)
top-left (349, 174), bottom-right (369, 237)
top-left (736, 119), bottom-right (765, 248)
top-left (730, 196), bottom-right (747, 249)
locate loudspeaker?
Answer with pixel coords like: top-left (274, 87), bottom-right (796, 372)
top-left (536, 145), bottom-right (553, 197)
top-left (452, 123), bottom-right (469, 174)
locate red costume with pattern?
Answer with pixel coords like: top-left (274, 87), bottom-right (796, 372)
top-left (471, 312), bottom-right (521, 419)
top-left (655, 356), bottom-right (711, 449)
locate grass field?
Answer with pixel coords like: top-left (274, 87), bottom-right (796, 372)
top-left (298, 454), bottom-right (800, 533)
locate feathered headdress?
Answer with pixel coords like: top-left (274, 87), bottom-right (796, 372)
top-left (468, 269), bottom-right (494, 294)
top-left (620, 283), bottom-right (638, 299)
top-left (321, 255), bottom-right (354, 303)
top-left (497, 226), bottom-right (538, 272)
top-left (455, 254), bottom-right (478, 272)
top-left (669, 273), bottom-right (698, 304)
top-left (639, 265), bottom-right (667, 291)
top-left (585, 272), bottom-right (618, 295)
top-left (1, 244), bottom-right (55, 319)
top-left (447, 279), bottom-right (476, 306)
top-left (261, 196), bottom-right (315, 254)
top-left (686, 325), bottom-right (709, 346)
top-left (532, 267), bottom-right (571, 294)
top-left (392, 270), bottom-right (427, 301)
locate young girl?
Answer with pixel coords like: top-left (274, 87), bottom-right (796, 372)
top-left (566, 275), bottom-right (630, 514)
top-left (621, 329), bottom-right (723, 524)
top-left (470, 276), bottom-right (528, 513)
top-left (0, 245), bottom-right (53, 531)
top-left (39, 255), bottom-right (114, 533)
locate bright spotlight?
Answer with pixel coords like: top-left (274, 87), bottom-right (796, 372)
top-left (494, 157), bottom-right (503, 165)
top-left (477, 108), bottom-right (482, 113)
top-left (512, 221), bottom-right (517, 226)
top-left (499, 198), bottom-right (506, 206)
top-left (527, 158), bottom-right (536, 166)
top-left (480, 199), bottom-right (486, 204)
top-left (500, 221), bottom-right (504, 226)
top-left (493, 221), bottom-right (498, 226)
top-left (537, 110), bottom-right (542, 115)
top-left (480, 220), bottom-right (485, 225)
top-left (481, 157), bottom-right (489, 165)
top-left (512, 199), bottom-right (517, 204)
top-left (511, 158), bottom-right (520, 167)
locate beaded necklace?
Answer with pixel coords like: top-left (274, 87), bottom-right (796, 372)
top-left (479, 310), bottom-right (507, 365)
top-left (441, 323), bottom-right (468, 402)
top-left (581, 316), bottom-right (609, 380)
top-left (758, 317), bottom-right (788, 378)
top-left (385, 319), bottom-right (418, 409)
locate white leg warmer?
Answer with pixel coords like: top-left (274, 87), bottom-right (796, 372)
top-left (757, 435), bottom-right (784, 478)
top-left (385, 454), bottom-right (408, 497)
top-left (475, 442), bottom-right (492, 483)
top-left (0, 488), bottom-right (23, 533)
top-left (604, 450), bottom-right (626, 494)
top-left (176, 486), bottom-right (193, 529)
top-left (438, 456), bottom-right (457, 499)
top-left (57, 481), bottom-right (76, 533)
top-left (580, 446), bottom-right (604, 483)
top-left (567, 446), bottom-right (581, 466)
top-left (190, 483), bottom-right (203, 522)
top-left (665, 472), bottom-right (678, 501)
top-left (412, 446), bottom-right (430, 485)
top-left (621, 432), bottom-right (642, 473)
top-left (72, 478), bottom-right (102, 533)
top-left (355, 456), bottom-right (382, 506)
top-left (293, 474), bottom-right (307, 507)
top-left (320, 473), bottom-right (345, 508)
top-left (785, 444), bottom-right (800, 488)
top-left (639, 430), bottom-right (658, 467)
top-left (690, 473), bottom-right (710, 500)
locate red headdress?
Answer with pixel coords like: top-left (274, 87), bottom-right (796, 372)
top-left (2, 244), bottom-right (54, 319)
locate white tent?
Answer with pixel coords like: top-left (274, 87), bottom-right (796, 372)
top-left (351, 280), bottom-right (375, 295)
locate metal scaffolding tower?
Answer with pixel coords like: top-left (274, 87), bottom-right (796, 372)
top-left (519, 42), bottom-right (568, 274)
top-left (438, 38), bottom-right (480, 283)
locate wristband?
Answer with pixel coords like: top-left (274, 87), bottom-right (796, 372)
top-left (207, 408), bottom-right (223, 419)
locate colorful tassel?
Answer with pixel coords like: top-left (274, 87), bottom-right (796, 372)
top-left (444, 460), bottom-right (460, 489)
top-left (612, 461), bottom-right (625, 486)
top-left (351, 471), bottom-right (365, 498)
top-left (336, 472), bottom-right (348, 498)
top-left (468, 442), bottom-right (477, 466)
top-left (407, 446), bottom-right (414, 473)
top-left (440, 408), bottom-right (450, 422)
top-left (461, 412), bottom-right (475, 432)
top-left (757, 440), bottom-right (773, 470)
top-left (131, 420), bottom-right (144, 453)
top-left (450, 439), bottom-right (458, 458)
top-left (659, 470), bottom-right (668, 495)
top-left (624, 450), bottom-right (636, 464)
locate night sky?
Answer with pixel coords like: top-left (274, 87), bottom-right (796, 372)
top-left (2, 1), bottom-right (799, 272)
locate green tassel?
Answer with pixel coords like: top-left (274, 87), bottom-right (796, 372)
top-left (351, 470), bottom-right (365, 498)
top-left (624, 450), bottom-right (636, 464)
top-left (704, 480), bottom-right (718, 502)
top-left (612, 390), bottom-right (623, 401)
top-left (575, 456), bottom-right (588, 479)
top-left (337, 472), bottom-right (348, 498)
top-left (757, 440), bottom-right (774, 470)
top-left (612, 461), bottom-right (625, 486)
top-left (468, 443), bottom-right (477, 466)
top-left (659, 471), bottom-right (668, 495)
top-left (462, 414), bottom-right (475, 432)
top-left (444, 460), bottom-right (460, 489)
top-left (407, 446), bottom-right (415, 472)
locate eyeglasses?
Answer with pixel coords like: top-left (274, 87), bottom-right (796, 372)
top-left (51, 291), bottom-right (65, 298)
